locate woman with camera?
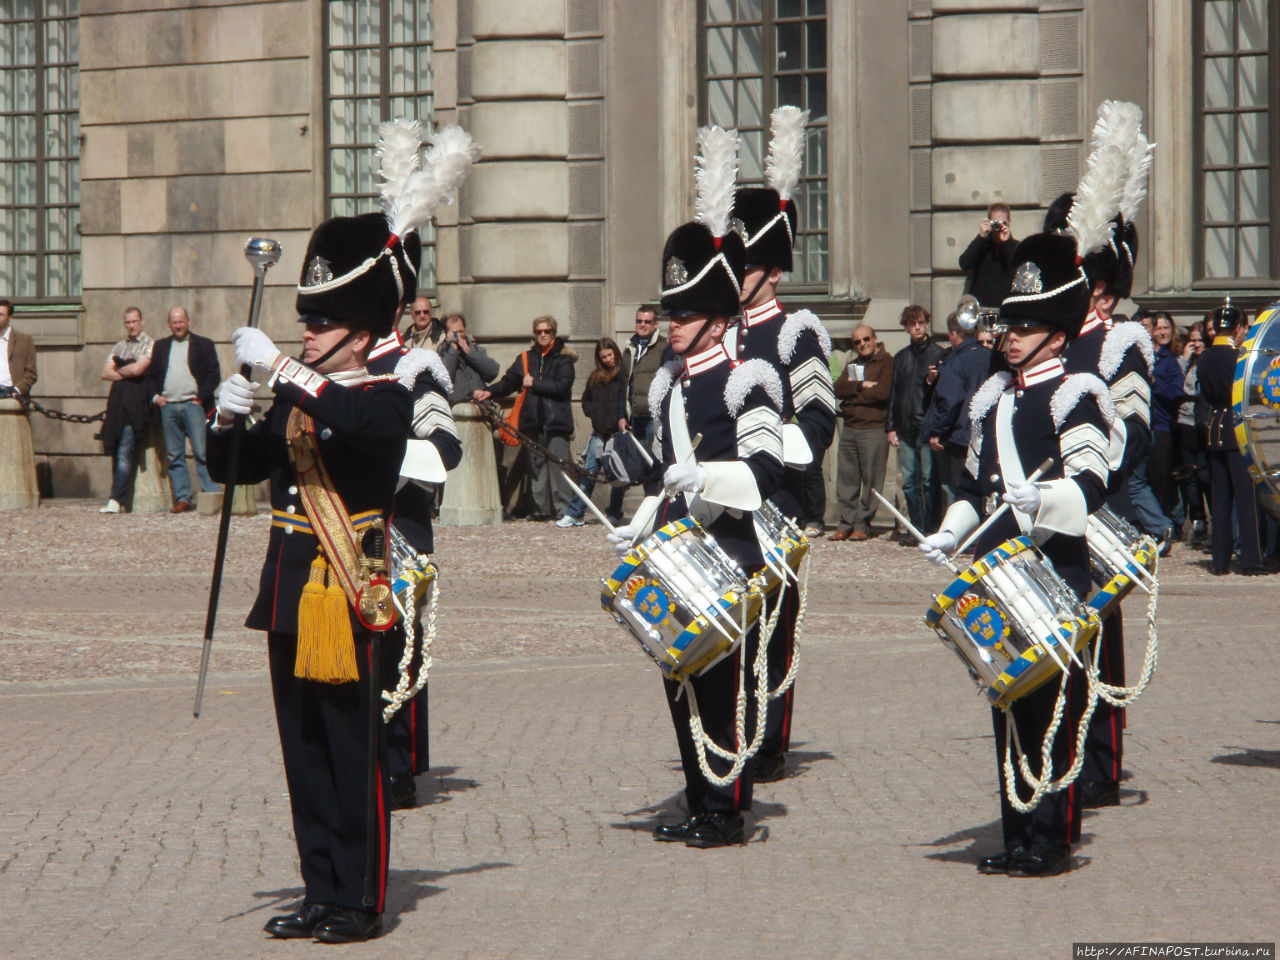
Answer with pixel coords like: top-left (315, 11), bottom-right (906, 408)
top-left (558, 337), bottom-right (626, 527)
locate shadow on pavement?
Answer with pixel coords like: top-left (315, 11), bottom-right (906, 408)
top-left (1211, 747), bottom-right (1280, 770)
top-left (416, 765), bottom-right (481, 805)
top-left (385, 862), bottom-right (515, 930)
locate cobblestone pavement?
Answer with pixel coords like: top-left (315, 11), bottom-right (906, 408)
top-left (1, 502), bottom-right (1277, 959)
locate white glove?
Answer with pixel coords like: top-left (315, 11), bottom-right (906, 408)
top-left (919, 531), bottom-right (956, 566)
top-left (663, 463), bottom-right (706, 495)
top-left (606, 524), bottom-right (640, 558)
top-left (231, 326), bottom-right (281, 371)
top-left (1003, 481), bottom-right (1042, 516)
top-left (215, 373), bottom-right (255, 420)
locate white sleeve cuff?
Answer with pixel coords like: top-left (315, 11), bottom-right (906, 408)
top-left (699, 460), bottom-right (764, 511)
top-left (1034, 478), bottom-right (1088, 537)
top-left (1106, 417), bottom-right (1127, 473)
top-left (781, 423), bottom-right (814, 466)
top-left (939, 499), bottom-right (981, 544)
top-left (399, 438), bottom-right (448, 484)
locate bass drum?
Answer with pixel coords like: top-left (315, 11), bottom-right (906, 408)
top-left (1233, 301), bottom-right (1280, 519)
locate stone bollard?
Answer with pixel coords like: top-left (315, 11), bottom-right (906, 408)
top-left (438, 401), bottom-right (503, 526)
top-left (0, 397), bottom-right (39, 510)
top-left (130, 420), bottom-right (172, 514)
top-left (197, 484), bottom-right (258, 517)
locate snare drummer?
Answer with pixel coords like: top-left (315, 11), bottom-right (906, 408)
top-left (727, 106), bottom-right (837, 783)
top-left (920, 230), bottom-right (1113, 877)
top-left (366, 305), bottom-right (463, 811)
top-left (608, 143), bottom-right (786, 848)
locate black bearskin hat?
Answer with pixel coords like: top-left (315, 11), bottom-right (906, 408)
top-left (660, 222), bottom-right (746, 318)
top-left (999, 233), bottom-right (1092, 340)
top-left (732, 186), bottom-right (797, 272)
top-left (295, 213), bottom-right (419, 339)
top-left (1044, 191), bottom-right (1136, 300)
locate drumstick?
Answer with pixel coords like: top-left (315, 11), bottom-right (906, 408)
top-left (949, 458), bottom-right (1055, 560)
top-left (666, 432), bottom-right (704, 502)
top-left (871, 489), bottom-right (958, 574)
top-left (558, 469), bottom-right (619, 535)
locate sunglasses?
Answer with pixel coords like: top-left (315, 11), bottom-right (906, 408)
top-left (853, 336), bottom-right (873, 344)
top-left (535, 328), bottom-right (553, 335)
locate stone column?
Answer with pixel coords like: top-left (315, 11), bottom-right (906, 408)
top-left (438, 402), bottom-right (503, 526)
top-left (456, 0), bottom-right (607, 344)
top-left (0, 399), bottom-right (40, 510)
top-left (909, 2), bottom-right (1087, 321)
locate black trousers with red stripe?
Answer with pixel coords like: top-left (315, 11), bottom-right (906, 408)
top-left (1081, 610), bottom-right (1125, 787)
top-left (760, 584), bottom-right (799, 755)
top-left (992, 662), bottom-right (1087, 852)
top-left (383, 622), bottom-right (430, 778)
top-left (268, 632), bottom-right (390, 913)
top-left (663, 622), bottom-right (759, 815)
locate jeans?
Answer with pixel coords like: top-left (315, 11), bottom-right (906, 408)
top-left (566, 434), bottom-right (625, 521)
top-left (160, 400), bottom-right (217, 504)
top-left (897, 437), bottom-right (939, 532)
top-left (1122, 454), bottom-right (1173, 539)
top-left (108, 424), bottom-right (139, 503)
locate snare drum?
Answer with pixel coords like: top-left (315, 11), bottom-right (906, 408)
top-left (752, 500), bottom-right (810, 595)
top-left (601, 517), bottom-right (763, 682)
top-left (1084, 505), bottom-right (1157, 621)
top-left (925, 536), bottom-right (1099, 710)
top-left (389, 524), bottom-right (438, 611)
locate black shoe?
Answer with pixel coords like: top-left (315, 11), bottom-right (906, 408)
top-left (750, 750), bottom-right (787, 783)
top-left (1008, 844), bottom-right (1072, 877)
top-left (1080, 779), bottom-right (1120, 809)
top-left (313, 908), bottom-right (383, 943)
top-left (653, 813), bottom-right (703, 842)
top-left (976, 848), bottom-right (1023, 875)
top-left (684, 812), bottom-right (745, 848)
top-left (1243, 566), bottom-right (1272, 577)
top-left (389, 774), bottom-right (417, 810)
top-left (1211, 566), bottom-right (1230, 576)
top-left (264, 903), bottom-right (334, 939)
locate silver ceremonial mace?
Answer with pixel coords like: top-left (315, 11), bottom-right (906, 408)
top-left (195, 237), bottom-right (283, 718)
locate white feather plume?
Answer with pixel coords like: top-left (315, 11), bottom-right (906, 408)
top-left (377, 119), bottom-right (425, 217)
top-left (1087, 100), bottom-right (1143, 164)
top-left (1067, 142), bottom-right (1127, 258)
top-left (1121, 134), bottom-right (1156, 223)
top-left (694, 125), bottom-right (740, 238)
top-left (386, 123), bottom-right (481, 240)
top-left (765, 106), bottom-right (808, 202)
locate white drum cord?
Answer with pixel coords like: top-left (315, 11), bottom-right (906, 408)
top-left (1091, 553), bottom-right (1160, 707)
top-left (381, 567), bottom-right (439, 723)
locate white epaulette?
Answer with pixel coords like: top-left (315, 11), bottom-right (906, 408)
top-left (725, 358), bottom-right (784, 415)
top-left (647, 360), bottom-right (682, 414)
top-left (778, 308), bottom-right (833, 364)
top-left (393, 347), bottom-right (453, 395)
top-left (1099, 321), bottom-right (1154, 380)
top-left (967, 372), bottom-right (1013, 430)
top-left (1051, 373), bottom-right (1115, 429)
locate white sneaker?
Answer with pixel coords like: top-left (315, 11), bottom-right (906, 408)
top-left (555, 514), bottom-right (584, 527)
top-left (99, 499), bottom-right (121, 514)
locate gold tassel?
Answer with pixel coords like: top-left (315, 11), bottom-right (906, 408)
top-left (295, 552), bottom-right (360, 684)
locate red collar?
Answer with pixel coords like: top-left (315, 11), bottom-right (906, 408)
top-left (1079, 310), bottom-right (1111, 337)
top-left (742, 298), bottom-right (783, 327)
top-left (683, 342), bottom-right (733, 378)
top-left (1017, 357), bottom-right (1065, 388)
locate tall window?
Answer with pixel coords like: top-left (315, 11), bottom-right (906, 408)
top-left (1194, 0), bottom-right (1278, 283)
top-left (0, 0), bottom-right (79, 301)
top-left (700, 0), bottom-right (829, 288)
top-left (324, 1), bottom-right (435, 287)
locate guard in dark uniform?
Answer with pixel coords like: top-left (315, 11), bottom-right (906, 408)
top-left (728, 106), bottom-right (836, 781)
top-left (1199, 299), bottom-right (1265, 575)
top-left (1053, 198), bottom-right (1155, 810)
top-left (208, 213), bottom-right (423, 944)
top-left (608, 150), bottom-right (786, 847)
top-left (366, 322), bottom-right (463, 810)
top-left (922, 231), bottom-right (1113, 877)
